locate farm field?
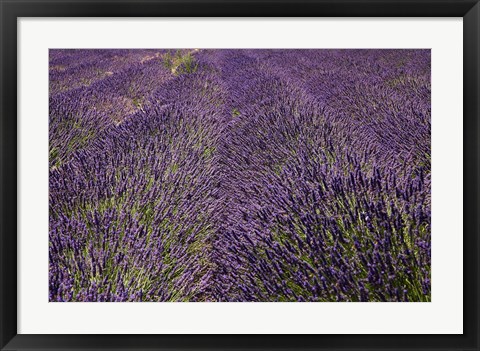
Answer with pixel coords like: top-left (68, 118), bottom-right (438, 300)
top-left (49, 49), bottom-right (431, 302)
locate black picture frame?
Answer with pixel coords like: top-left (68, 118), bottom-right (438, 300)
top-left (1, 0), bottom-right (479, 350)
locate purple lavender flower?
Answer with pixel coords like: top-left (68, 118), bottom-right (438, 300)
top-left (49, 49), bottom-right (431, 302)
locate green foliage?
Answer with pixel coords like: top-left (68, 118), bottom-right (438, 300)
top-left (163, 50), bottom-right (198, 75)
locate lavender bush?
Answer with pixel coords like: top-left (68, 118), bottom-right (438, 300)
top-left (49, 49), bottom-right (431, 302)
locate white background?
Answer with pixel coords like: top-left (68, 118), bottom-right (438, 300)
top-left (18, 18), bottom-right (463, 334)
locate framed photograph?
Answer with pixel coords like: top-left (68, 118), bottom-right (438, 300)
top-left (1, 0), bottom-right (479, 350)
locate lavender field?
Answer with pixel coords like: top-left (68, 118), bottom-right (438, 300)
top-left (49, 49), bottom-right (431, 302)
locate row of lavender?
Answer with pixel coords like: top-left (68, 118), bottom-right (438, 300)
top-left (49, 49), bottom-right (431, 301)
